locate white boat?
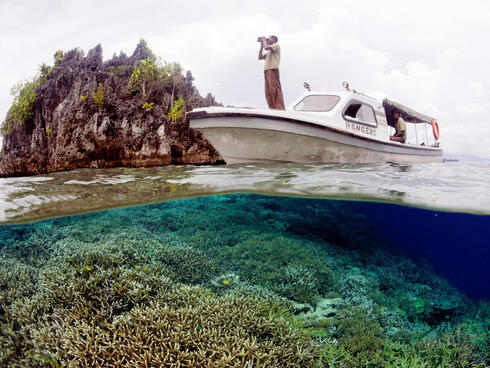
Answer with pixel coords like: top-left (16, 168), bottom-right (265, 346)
top-left (187, 84), bottom-right (442, 164)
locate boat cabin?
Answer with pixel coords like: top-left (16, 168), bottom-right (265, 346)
top-left (289, 90), bottom-right (440, 147)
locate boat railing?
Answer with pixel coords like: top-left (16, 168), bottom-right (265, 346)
top-left (404, 120), bottom-right (439, 147)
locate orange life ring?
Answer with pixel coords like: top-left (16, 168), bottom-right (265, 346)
top-left (432, 120), bottom-right (440, 140)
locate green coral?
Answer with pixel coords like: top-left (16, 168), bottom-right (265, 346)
top-left (151, 245), bottom-right (215, 284)
top-left (414, 298), bottom-right (425, 314)
top-left (36, 353), bottom-right (64, 368)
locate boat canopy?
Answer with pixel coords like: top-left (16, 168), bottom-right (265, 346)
top-left (383, 98), bottom-right (436, 126)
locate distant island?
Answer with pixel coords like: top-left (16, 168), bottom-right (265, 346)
top-left (0, 40), bottom-right (222, 177)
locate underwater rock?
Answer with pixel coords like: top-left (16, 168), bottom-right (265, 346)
top-left (292, 302), bottom-right (312, 314)
top-left (298, 297), bottom-right (344, 327)
top-left (434, 294), bottom-right (461, 311)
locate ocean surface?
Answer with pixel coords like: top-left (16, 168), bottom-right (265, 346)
top-left (0, 161), bottom-right (488, 367)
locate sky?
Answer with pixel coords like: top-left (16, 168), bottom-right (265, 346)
top-left (1, 0), bottom-right (489, 158)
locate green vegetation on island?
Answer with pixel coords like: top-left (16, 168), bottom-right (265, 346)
top-left (1, 40), bottom-right (195, 137)
top-left (1, 49), bottom-right (67, 135)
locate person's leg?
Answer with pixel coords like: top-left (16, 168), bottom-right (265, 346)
top-left (270, 69), bottom-right (285, 110)
top-left (264, 70), bottom-right (274, 108)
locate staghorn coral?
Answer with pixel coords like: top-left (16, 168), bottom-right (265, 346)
top-left (20, 217), bottom-right (215, 287)
top-left (0, 258), bottom-right (38, 304)
top-left (31, 287), bottom-right (321, 367)
top-left (334, 307), bottom-right (386, 368)
top-left (337, 272), bottom-right (376, 315)
top-left (151, 245), bottom-right (215, 284)
top-left (217, 233), bottom-right (335, 304)
top-left (0, 259), bottom-right (41, 366)
top-left (415, 322), bottom-right (489, 368)
top-left (276, 265), bottom-right (322, 304)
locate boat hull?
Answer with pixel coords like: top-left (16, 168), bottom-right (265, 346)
top-left (190, 113), bottom-right (442, 164)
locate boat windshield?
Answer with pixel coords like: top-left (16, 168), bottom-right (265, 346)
top-left (294, 95), bottom-right (340, 112)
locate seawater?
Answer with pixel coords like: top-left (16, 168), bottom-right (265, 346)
top-left (0, 162), bottom-right (488, 367)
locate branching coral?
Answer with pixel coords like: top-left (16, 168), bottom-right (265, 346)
top-left (335, 307), bottom-right (386, 367)
top-left (31, 288), bottom-right (321, 367)
top-left (0, 258), bottom-right (38, 304)
top-left (276, 265), bottom-right (321, 303)
top-left (217, 233), bottom-right (335, 304)
top-left (152, 245), bottom-right (215, 284)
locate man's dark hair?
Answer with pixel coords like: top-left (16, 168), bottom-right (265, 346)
top-left (392, 109), bottom-right (400, 116)
top-left (271, 35), bottom-right (278, 43)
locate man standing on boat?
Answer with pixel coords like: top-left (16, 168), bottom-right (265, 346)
top-left (390, 110), bottom-right (407, 143)
top-left (258, 35), bottom-right (285, 110)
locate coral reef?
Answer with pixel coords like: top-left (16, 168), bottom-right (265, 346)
top-left (0, 230), bottom-right (320, 367)
top-left (0, 194), bottom-right (488, 367)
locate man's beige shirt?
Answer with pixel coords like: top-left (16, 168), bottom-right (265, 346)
top-left (264, 43), bottom-right (280, 70)
top-left (396, 117), bottom-right (407, 140)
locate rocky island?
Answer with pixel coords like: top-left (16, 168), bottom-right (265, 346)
top-left (0, 40), bottom-right (222, 177)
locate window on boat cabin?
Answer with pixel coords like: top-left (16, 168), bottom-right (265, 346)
top-left (343, 102), bottom-right (377, 126)
top-left (294, 95), bottom-right (340, 112)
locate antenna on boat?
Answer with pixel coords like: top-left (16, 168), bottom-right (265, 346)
top-left (303, 82), bottom-right (311, 91)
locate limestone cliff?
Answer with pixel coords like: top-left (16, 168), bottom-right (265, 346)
top-left (0, 41), bottom-right (222, 177)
